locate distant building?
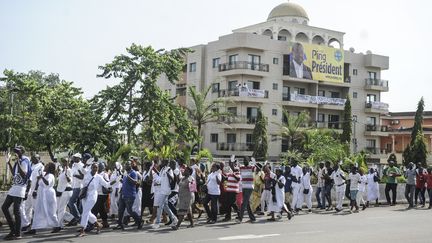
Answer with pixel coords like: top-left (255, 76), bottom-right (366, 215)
top-left (158, 1), bottom-right (390, 163)
top-left (380, 111), bottom-right (432, 164)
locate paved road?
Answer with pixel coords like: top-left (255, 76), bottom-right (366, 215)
top-left (2, 205), bottom-right (431, 243)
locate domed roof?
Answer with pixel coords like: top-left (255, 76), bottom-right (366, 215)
top-left (267, 1), bottom-right (309, 21)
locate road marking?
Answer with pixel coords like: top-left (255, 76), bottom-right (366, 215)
top-left (218, 234), bottom-right (280, 241)
top-left (295, 230), bottom-right (325, 234)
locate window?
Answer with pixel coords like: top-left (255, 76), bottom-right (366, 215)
top-left (211, 83), bottom-right (220, 93)
top-left (282, 86), bottom-right (290, 101)
top-left (227, 134), bottom-right (236, 144)
top-left (294, 87), bottom-right (306, 95)
top-left (273, 58), bottom-right (279, 64)
top-left (246, 134), bottom-right (253, 145)
top-left (366, 117), bottom-right (377, 126)
top-left (272, 109), bottom-right (277, 116)
top-left (229, 55), bottom-right (238, 65)
top-left (189, 62), bottom-right (196, 72)
top-left (248, 54), bottom-right (261, 64)
top-left (368, 71), bottom-right (377, 80)
top-left (328, 114), bottom-right (340, 129)
top-left (227, 107), bottom-right (237, 116)
top-left (318, 90), bottom-right (325, 97)
top-left (212, 58), bottom-right (220, 68)
top-left (273, 83), bottom-right (278, 90)
top-left (353, 92), bottom-right (358, 98)
top-left (247, 107), bottom-right (258, 123)
top-left (281, 137), bottom-right (289, 152)
top-left (246, 81), bottom-right (260, 90)
top-left (317, 113), bottom-right (325, 122)
top-left (353, 69), bottom-right (358, 76)
top-left (228, 80), bottom-right (238, 91)
top-left (210, 134), bottom-right (218, 143)
top-left (278, 36), bottom-right (287, 41)
top-left (366, 139), bottom-right (376, 148)
top-left (330, 91), bottom-right (340, 98)
top-left (367, 94), bottom-right (377, 103)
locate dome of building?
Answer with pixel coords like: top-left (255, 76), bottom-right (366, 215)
top-left (267, 1), bottom-right (309, 21)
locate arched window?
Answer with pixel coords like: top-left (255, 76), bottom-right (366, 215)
top-left (262, 29), bottom-right (273, 39)
top-left (295, 32), bottom-right (309, 43)
top-left (328, 38), bottom-right (341, 48)
top-left (312, 35), bottom-right (325, 45)
top-left (277, 29), bottom-right (292, 41)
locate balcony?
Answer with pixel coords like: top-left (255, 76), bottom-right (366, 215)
top-left (365, 79), bottom-right (389, 92)
top-left (218, 61), bottom-right (269, 77)
top-left (216, 143), bottom-right (254, 152)
top-left (365, 101), bottom-right (389, 114)
top-left (364, 124), bottom-right (389, 136)
top-left (282, 93), bottom-right (346, 110)
top-left (217, 89), bottom-right (269, 103)
top-left (365, 147), bottom-right (388, 159)
top-left (219, 115), bottom-right (256, 130)
top-left (316, 121), bottom-right (343, 133)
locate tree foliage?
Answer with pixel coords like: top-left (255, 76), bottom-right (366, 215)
top-left (340, 96), bottom-right (352, 152)
top-left (279, 110), bottom-right (310, 152)
top-left (251, 107), bottom-right (268, 160)
top-left (94, 44), bottom-right (197, 148)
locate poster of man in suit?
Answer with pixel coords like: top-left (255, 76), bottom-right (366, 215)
top-left (289, 42), bottom-right (313, 80)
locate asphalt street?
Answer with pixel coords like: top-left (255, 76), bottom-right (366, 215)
top-left (2, 204), bottom-right (431, 243)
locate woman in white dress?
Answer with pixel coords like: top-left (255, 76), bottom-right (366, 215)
top-left (268, 167), bottom-right (285, 221)
top-left (78, 163), bottom-right (114, 237)
top-left (109, 162), bottom-right (122, 217)
top-left (26, 163), bottom-right (59, 234)
top-left (366, 168), bottom-right (380, 207)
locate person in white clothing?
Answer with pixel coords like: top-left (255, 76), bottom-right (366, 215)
top-left (21, 154), bottom-right (44, 230)
top-left (203, 163), bottom-right (222, 224)
top-left (268, 167), bottom-right (286, 221)
top-left (290, 161), bottom-right (303, 212)
top-left (348, 166), bottom-right (361, 213)
top-left (53, 158), bottom-right (73, 233)
top-left (109, 162), bottom-right (123, 217)
top-left (78, 163), bottom-right (114, 237)
top-left (299, 167), bottom-right (313, 212)
top-left (357, 168), bottom-right (367, 210)
top-left (91, 162), bottom-right (111, 229)
top-left (366, 168), bottom-right (380, 207)
top-left (67, 153), bottom-right (85, 226)
top-left (332, 164), bottom-right (346, 212)
top-left (26, 163), bottom-right (59, 234)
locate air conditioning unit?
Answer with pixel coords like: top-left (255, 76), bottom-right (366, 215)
top-left (390, 120), bottom-right (400, 125)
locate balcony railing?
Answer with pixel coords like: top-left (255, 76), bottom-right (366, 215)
top-left (365, 101), bottom-right (389, 111)
top-left (365, 147), bottom-right (387, 155)
top-left (285, 93), bottom-right (346, 106)
top-left (217, 89), bottom-right (269, 98)
top-left (216, 143), bottom-right (254, 151)
top-left (316, 121), bottom-right (341, 130)
top-left (365, 124), bottom-right (389, 132)
top-left (220, 115), bottom-right (257, 124)
top-left (218, 61), bottom-right (269, 72)
top-left (365, 78), bottom-right (388, 88)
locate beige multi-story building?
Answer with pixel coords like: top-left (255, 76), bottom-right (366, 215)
top-left (158, 1), bottom-right (390, 163)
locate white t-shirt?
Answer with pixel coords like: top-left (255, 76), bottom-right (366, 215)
top-left (332, 169), bottom-right (345, 186)
top-left (57, 168), bottom-right (72, 192)
top-left (358, 175), bottom-right (367, 192)
top-left (207, 172), bottom-right (222, 196)
top-left (159, 166), bottom-right (173, 196)
top-left (30, 163), bottom-right (44, 191)
top-left (97, 172), bottom-right (110, 195)
top-left (8, 156), bottom-right (31, 198)
top-left (172, 168), bottom-right (180, 192)
top-left (349, 173), bottom-right (361, 190)
top-left (71, 161), bottom-right (85, 189)
top-left (290, 165), bottom-right (303, 183)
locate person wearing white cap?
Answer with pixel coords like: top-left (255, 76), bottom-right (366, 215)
top-left (109, 162), bottom-right (123, 218)
top-left (67, 153), bottom-right (85, 226)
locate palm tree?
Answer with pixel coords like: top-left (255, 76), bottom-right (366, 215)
top-left (187, 85), bottom-right (231, 150)
top-left (279, 110), bottom-right (310, 152)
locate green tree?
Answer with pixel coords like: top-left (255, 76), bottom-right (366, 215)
top-left (186, 85), bottom-right (230, 149)
top-left (403, 97), bottom-right (427, 166)
top-left (95, 44), bottom-right (196, 148)
top-left (279, 110), bottom-right (309, 152)
top-left (251, 108), bottom-right (268, 160)
top-left (340, 96), bottom-right (352, 153)
top-left (304, 129), bottom-right (347, 165)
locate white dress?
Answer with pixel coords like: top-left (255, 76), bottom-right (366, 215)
top-left (366, 172), bottom-right (379, 201)
top-left (32, 173), bottom-right (59, 229)
top-left (269, 175), bottom-right (286, 213)
top-left (109, 170), bottom-right (122, 215)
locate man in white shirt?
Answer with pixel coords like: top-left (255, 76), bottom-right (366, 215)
top-left (290, 161), bottom-right (303, 212)
top-left (2, 146), bottom-right (31, 240)
top-left (332, 164), bottom-right (346, 212)
top-left (20, 154), bottom-right (44, 230)
top-left (67, 153), bottom-right (85, 226)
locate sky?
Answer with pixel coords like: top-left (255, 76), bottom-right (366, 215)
top-left (1, 0), bottom-right (431, 112)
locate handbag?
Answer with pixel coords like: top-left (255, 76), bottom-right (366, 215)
top-left (102, 186), bottom-right (113, 194)
top-left (303, 188), bottom-right (310, 194)
top-left (79, 176), bottom-right (95, 200)
top-left (189, 178), bottom-right (197, 192)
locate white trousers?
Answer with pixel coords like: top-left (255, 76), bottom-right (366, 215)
top-left (57, 191), bottom-right (72, 227)
top-left (300, 187), bottom-right (313, 209)
top-left (260, 189), bottom-right (271, 212)
top-left (356, 190), bottom-right (365, 206)
top-left (291, 182), bottom-right (302, 209)
top-left (80, 195), bottom-right (97, 228)
top-left (335, 185), bottom-right (345, 210)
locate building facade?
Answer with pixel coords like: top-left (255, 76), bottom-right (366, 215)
top-left (158, 1), bottom-right (390, 163)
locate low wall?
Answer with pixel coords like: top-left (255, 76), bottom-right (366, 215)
top-left (0, 184), bottom-right (429, 219)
